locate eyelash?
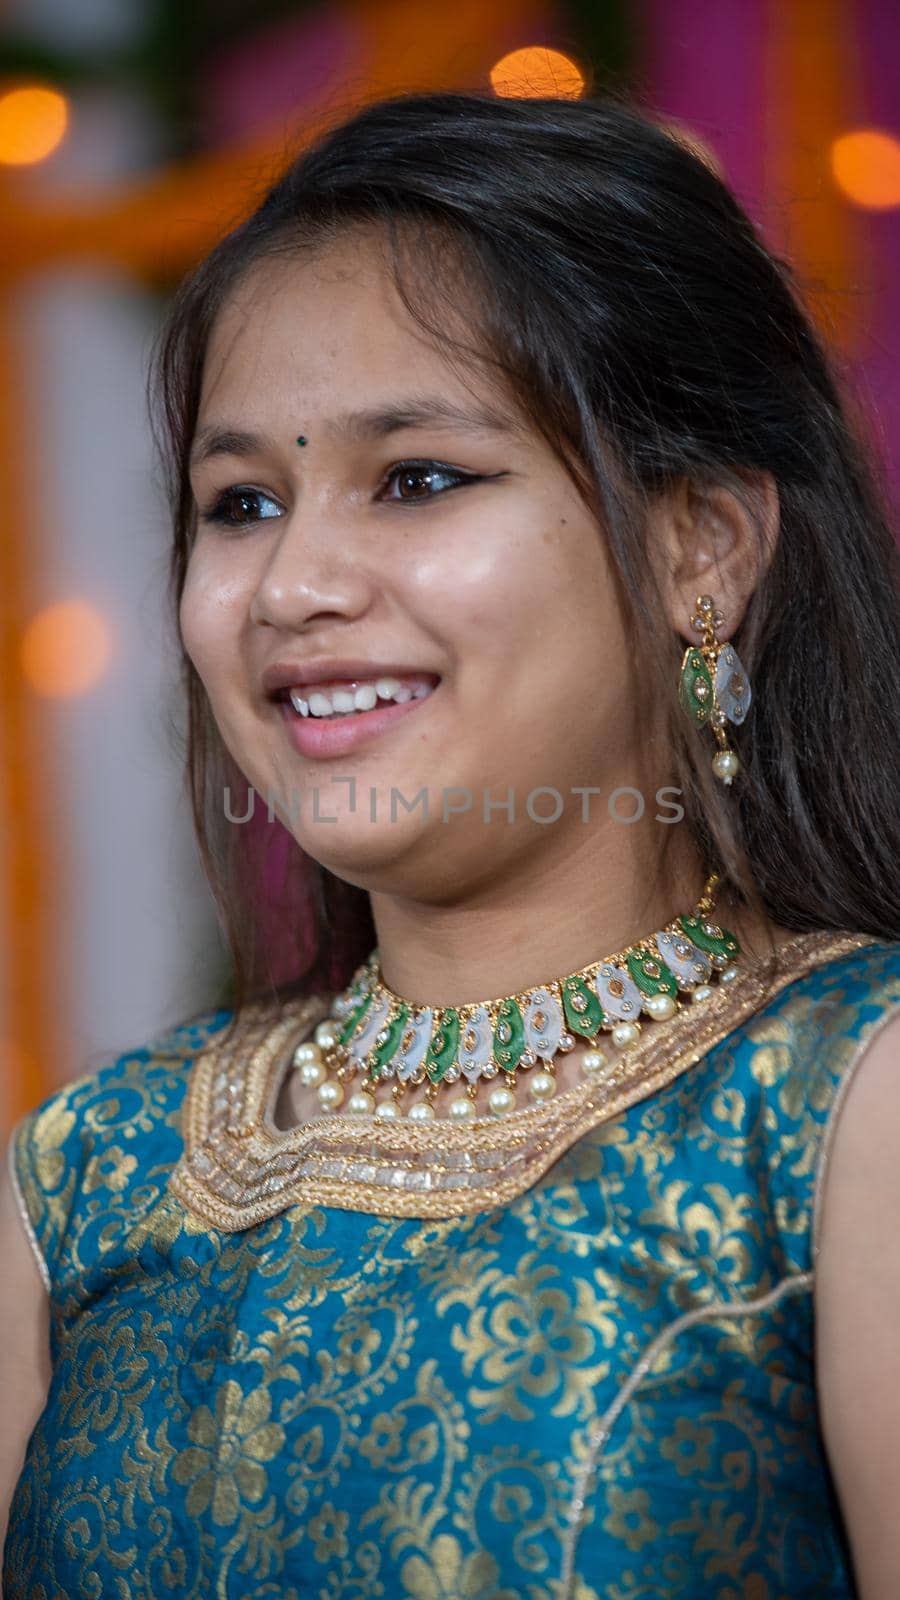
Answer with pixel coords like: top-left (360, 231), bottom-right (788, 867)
top-left (198, 460), bottom-right (480, 530)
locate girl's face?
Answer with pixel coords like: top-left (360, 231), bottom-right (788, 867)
top-left (181, 230), bottom-right (653, 899)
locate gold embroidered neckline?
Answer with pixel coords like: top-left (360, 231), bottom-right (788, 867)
top-left (168, 930), bottom-right (878, 1228)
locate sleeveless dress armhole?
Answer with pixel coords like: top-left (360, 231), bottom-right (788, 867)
top-left (812, 989), bottom-right (900, 1264)
top-left (1, 1004), bottom-right (235, 1306)
top-left (6, 1118), bottom-right (51, 1294)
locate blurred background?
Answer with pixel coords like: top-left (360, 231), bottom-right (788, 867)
top-left (0, 0), bottom-right (897, 1137)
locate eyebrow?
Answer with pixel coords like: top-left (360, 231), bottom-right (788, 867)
top-left (189, 395), bottom-right (523, 468)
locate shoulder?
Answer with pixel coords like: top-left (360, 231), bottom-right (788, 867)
top-left (8, 1003), bottom-right (234, 1292)
top-left (757, 932), bottom-right (900, 1027)
top-left (729, 933), bottom-right (900, 1141)
top-left (812, 996), bottom-right (900, 1595)
top-left (812, 971), bottom-right (900, 1286)
top-left (739, 933), bottom-right (900, 1099)
top-left (667, 935), bottom-right (900, 1286)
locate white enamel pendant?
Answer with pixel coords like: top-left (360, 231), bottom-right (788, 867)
top-left (523, 988), bottom-right (564, 1063)
top-left (348, 991), bottom-right (392, 1063)
top-left (458, 1005), bottom-right (495, 1083)
top-left (593, 962), bottom-right (642, 1021)
top-left (715, 644), bottom-right (751, 724)
top-left (655, 930), bottom-right (711, 986)
top-left (394, 1007), bottom-right (435, 1082)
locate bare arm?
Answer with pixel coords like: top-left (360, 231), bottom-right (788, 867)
top-left (0, 1135), bottom-right (52, 1556)
top-left (815, 1008), bottom-right (900, 1599)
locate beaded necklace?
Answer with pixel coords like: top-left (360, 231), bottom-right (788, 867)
top-left (290, 872), bottom-right (741, 1122)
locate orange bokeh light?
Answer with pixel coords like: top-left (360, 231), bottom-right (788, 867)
top-left (21, 599), bottom-right (113, 696)
top-left (830, 128), bottom-right (900, 210)
top-left (490, 46), bottom-right (586, 100)
top-left (0, 84), bottom-right (68, 166)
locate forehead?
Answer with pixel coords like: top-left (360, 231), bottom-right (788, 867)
top-left (199, 231), bottom-right (515, 428)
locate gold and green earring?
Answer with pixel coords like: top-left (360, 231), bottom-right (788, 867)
top-left (678, 594), bottom-right (751, 785)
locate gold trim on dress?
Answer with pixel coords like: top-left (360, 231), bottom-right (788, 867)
top-left (7, 1122), bottom-right (52, 1293)
top-left (167, 931), bottom-right (879, 1228)
top-left (558, 1270), bottom-right (815, 1597)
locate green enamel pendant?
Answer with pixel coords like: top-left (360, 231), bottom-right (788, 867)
top-left (678, 645), bottom-right (714, 728)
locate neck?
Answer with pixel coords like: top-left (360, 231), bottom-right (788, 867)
top-left (366, 824), bottom-right (733, 1007)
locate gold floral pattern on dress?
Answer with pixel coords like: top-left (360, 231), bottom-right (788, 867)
top-left (359, 1409), bottom-right (405, 1468)
top-left (334, 1319), bottom-right (383, 1378)
top-left (58, 1306), bottom-right (167, 1457)
top-left (449, 1252), bottom-right (616, 1424)
top-left (172, 1377), bottom-right (285, 1525)
top-left (602, 1484), bottom-right (660, 1552)
top-left (659, 1415), bottom-right (715, 1476)
top-left (454, 1444), bottom-right (567, 1579)
top-left (5, 942), bottom-right (900, 1600)
top-left (82, 1142), bottom-right (139, 1193)
top-left (307, 1502), bottom-right (350, 1562)
top-left (399, 1532), bottom-right (518, 1600)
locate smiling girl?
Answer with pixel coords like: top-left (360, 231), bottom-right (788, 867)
top-left (3, 88), bottom-right (900, 1599)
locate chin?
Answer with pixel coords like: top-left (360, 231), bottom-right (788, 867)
top-left (292, 806), bottom-right (433, 884)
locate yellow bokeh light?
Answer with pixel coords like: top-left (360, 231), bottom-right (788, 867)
top-left (490, 46), bottom-right (586, 100)
top-left (21, 599), bottom-right (112, 697)
top-left (0, 85), bottom-right (68, 166)
top-left (830, 128), bottom-right (900, 210)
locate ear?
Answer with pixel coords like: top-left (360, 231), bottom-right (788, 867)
top-left (652, 470), bottom-right (779, 641)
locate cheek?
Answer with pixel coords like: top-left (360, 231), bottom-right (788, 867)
top-left (432, 522), bottom-right (626, 767)
top-left (178, 576), bottom-right (204, 672)
top-left (178, 555), bottom-right (246, 692)
top-left (437, 517), bottom-right (615, 669)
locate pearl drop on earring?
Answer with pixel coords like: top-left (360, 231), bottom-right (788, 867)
top-left (712, 750), bottom-right (741, 784)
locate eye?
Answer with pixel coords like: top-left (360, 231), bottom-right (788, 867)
top-left (197, 461), bottom-right (486, 530)
top-left (380, 461), bottom-right (480, 503)
top-left (199, 487), bottom-right (283, 529)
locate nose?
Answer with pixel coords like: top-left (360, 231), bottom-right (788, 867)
top-left (248, 506), bottom-right (374, 631)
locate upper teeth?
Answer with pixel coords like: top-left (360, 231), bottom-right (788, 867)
top-left (289, 677), bottom-right (434, 718)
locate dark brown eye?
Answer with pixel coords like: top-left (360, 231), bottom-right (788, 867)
top-left (381, 462), bottom-right (474, 502)
top-left (200, 488), bottom-right (282, 529)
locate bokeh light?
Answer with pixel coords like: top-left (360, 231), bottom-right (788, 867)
top-left (21, 599), bottom-right (113, 696)
top-left (830, 128), bottom-right (900, 209)
top-left (0, 85), bottom-right (68, 166)
top-left (490, 46), bottom-right (586, 100)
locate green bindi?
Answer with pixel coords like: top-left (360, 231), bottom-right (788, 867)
top-left (296, 436), bottom-right (307, 446)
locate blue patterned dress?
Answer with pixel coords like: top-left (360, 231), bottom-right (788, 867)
top-left (5, 931), bottom-right (900, 1600)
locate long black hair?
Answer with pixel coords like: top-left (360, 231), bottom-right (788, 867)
top-left (148, 86), bottom-right (900, 1024)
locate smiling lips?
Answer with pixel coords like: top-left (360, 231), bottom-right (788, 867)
top-left (287, 673), bottom-right (438, 719)
top-left (277, 672), bottom-right (438, 759)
